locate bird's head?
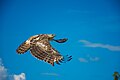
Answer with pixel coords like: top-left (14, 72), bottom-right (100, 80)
top-left (47, 34), bottom-right (55, 40)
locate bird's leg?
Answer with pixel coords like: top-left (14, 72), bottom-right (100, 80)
top-left (53, 38), bottom-right (68, 43)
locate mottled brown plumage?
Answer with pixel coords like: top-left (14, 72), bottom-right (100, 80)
top-left (16, 34), bottom-right (72, 66)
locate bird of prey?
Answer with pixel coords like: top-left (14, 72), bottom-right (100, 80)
top-left (16, 34), bottom-right (72, 66)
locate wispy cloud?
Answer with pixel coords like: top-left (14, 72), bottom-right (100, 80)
top-left (87, 55), bottom-right (99, 62)
top-left (0, 58), bottom-right (26, 80)
top-left (89, 57), bottom-right (99, 61)
top-left (78, 58), bottom-right (88, 63)
top-left (78, 55), bottom-right (99, 63)
top-left (41, 73), bottom-right (59, 76)
top-left (79, 40), bottom-right (120, 51)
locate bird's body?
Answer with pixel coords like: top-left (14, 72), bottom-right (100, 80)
top-left (16, 34), bottom-right (72, 66)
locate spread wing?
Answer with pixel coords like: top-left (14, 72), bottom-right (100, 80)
top-left (16, 40), bottom-right (30, 54)
top-left (16, 35), bottom-right (72, 66)
top-left (30, 39), bottom-right (63, 66)
top-left (16, 35), bottom-right (39, 54)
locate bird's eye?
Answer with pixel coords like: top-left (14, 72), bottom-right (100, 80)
top-left (52, 34), bottom-right (55, 37)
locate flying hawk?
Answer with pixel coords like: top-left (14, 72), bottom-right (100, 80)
top-left (16, 34), bottom-right (72, 66)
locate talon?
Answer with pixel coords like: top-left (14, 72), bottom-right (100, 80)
top-left (56, 61), bottom-right (61, 65)
top-left (59, 60), bottom-right (63, 63)
top-left (67, 58), bottom-right (72, 61)
top-left (68, 56), bottom-right (72, 58)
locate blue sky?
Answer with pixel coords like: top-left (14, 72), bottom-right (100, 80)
top-left (1, 0), bottom-right (120, 80)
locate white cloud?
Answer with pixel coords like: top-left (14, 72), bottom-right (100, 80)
top-left (87, 55), bottom-right (99, 62)
top-left (13, 73), bottom-right (26, 80)
top-left (41, 73), bottom-right (59, 76)
top-left (79, 40), bottom-right (120, 51)
top-left (78, 58), bottom-right (88, 63)
top-left (0, 58), bottom-right (26, 80)
top-left (0, 58), bottom-right (8, 80)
